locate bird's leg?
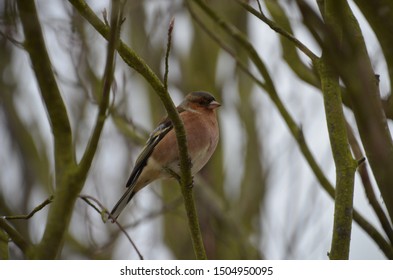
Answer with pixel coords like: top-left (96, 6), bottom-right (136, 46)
top-left (187, 176), bottom-right (194, 188)
top-left (164, 158), bottom-right (194, 188)
top-left (163, 166), bottom-right (181, 183)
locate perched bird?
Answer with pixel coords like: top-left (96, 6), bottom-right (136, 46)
top-left (110, 91), bottom-right (221, 221)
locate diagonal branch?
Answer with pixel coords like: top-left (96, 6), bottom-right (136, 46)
top-left (236, 0), bottom-right (318, 62)
top-left (346, 122), bottom-right (393, 244)
top-left (79, 195), bottom-right (143, 260)
top-left (4, 196), bottom-right (53, 220)
top-left (0, 218), bottom-right (31, 255)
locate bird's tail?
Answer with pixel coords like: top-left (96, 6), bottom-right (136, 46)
top-left (109, 186), bottom-right (136, 222)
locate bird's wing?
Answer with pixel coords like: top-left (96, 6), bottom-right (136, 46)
top-left (109, 184), bottom-right (136, 221)
top-left (110, 119), bottom-right (173, 221)
top-left (125, 118), bottom-right (173, 188)
top-left (125, 103), bottom-right (187, 188)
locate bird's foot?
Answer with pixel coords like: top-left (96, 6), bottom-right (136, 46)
top-left (187, 176), bottom-right (194, 188)
top-left (163, 166), bottom-right (181, 182)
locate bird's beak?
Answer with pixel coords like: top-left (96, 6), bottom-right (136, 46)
top-left (208, 100), bottom-right (221, 109)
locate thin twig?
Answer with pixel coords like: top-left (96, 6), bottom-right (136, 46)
top-left (256, 0), bottom-right (263, 14)
top-left (164, 17), bottom-right (175, 92)
top-left (79, 196), bottom-right (102, 215)
top-left (235, 0), bottom-right (318, 62)
top-left (4, 196), bottom-right (53, 220)
top-left (102, 9), bottom-right (109, 26)
top-left (0, 30), bottom-right (24, 48)
top-left (162, 15), bottom-right (207, 260)
top-left (346, 122), bottom-right (393, 244)
top-left (79, 194), bottom-right (144, 259)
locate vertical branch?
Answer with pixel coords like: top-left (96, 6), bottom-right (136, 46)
top-left (16, 0), bottom-right (73, 186)
top-left (323, 0), bottom-right (393, 221)
top-left (163, 17), bottom-right (207, 260)
top-left (78, 0), bottom-right (123, 172)
top-left (297, 0), bottom-right (393, 258)
top-left (0, 229), bottom-right (9, 259)
top-left (30, 0), bottom-right (122, 259)
top-left (163, 18), bottom-right (174, 92)
top-left (319, 1), bottom-right (358, 258)
top-left (16, 0), bottom-right (75, 259)
top-left (317, 57), bottom-right (357, 259)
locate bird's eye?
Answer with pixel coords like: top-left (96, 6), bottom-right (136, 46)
top-left (200, 98), bottom-right (214, 106)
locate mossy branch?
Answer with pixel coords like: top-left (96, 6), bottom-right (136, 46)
top-left (346, 123), bottom-right (393, 244)
top-left (16, 0), bottom-right (74, 185)
top-left (79, 195), bottom-right (144, 259)
top-left (16, 0), bottom-right (123, 259)
top-left (0, 218), bottom-right (31, 256)
top-left (317, 2), bottom-right (358, 258)
top-left (69, 0), bottom-right (207, 259)
top-left (313, 0), bottom-right (393, 222)
top-left (3, 196), bottom-right (53, 220)
top-left (353, 0), bottom-right (393, 97)
top-left (262, 0), bottom-right (320, 87)
top-left (0, 228), bottom-right (9, 259)
top-left (78, 0), bottom-right (123, 175)
top-left (190, 0), bottom-right (393, 259)
top-left (16, 0), bottom-right (76, 259)
top-left (317, 55), bottom-right (357, 259)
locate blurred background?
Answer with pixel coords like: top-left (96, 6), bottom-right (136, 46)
top-left (0, 0), bottom-right (389, 259)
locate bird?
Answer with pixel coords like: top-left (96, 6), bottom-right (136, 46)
top-left (110, 91), bottom-right (221, 222)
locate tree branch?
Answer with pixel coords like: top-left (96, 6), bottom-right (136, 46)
top-left (190, 0), bottom-right (393, 259)
top-left (78, 0), bottom-right (123, 174)
top-left (79, 195), bottom-right (143, 260)
top-left (163, 17), bottom-right (207, 260)
top-left (0, 229), bottom-right (9, 259)
top-left (236, 0), bottom-right (318, 62)
top-left (353, 0), bottom-right (393, 98)
top-left (313, 0), bottom-right (393, 222)
top-left (0, 218), bottom-right (31, 255)
top-left (317, 54), bottom-right (357, 259)
top-left (16, 0), bottom-right (74, 186)
top-left (4, 196), bottom-right (53, 220)
top-left (262, 0), bottom-right (320, 87)
top-left (18, 0), bottom-right (123, 259)
top-left (346, 122), bottom-right (393, 244)
top-left (16, 0), bottom-right (77, 259)
top-left (69, 0), bottom-right (206, 259)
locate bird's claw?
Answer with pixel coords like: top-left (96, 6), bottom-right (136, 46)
top-left (163, 166), bottom-right (181, 182)
top-left (187, 177), bottom-right (194, 188)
